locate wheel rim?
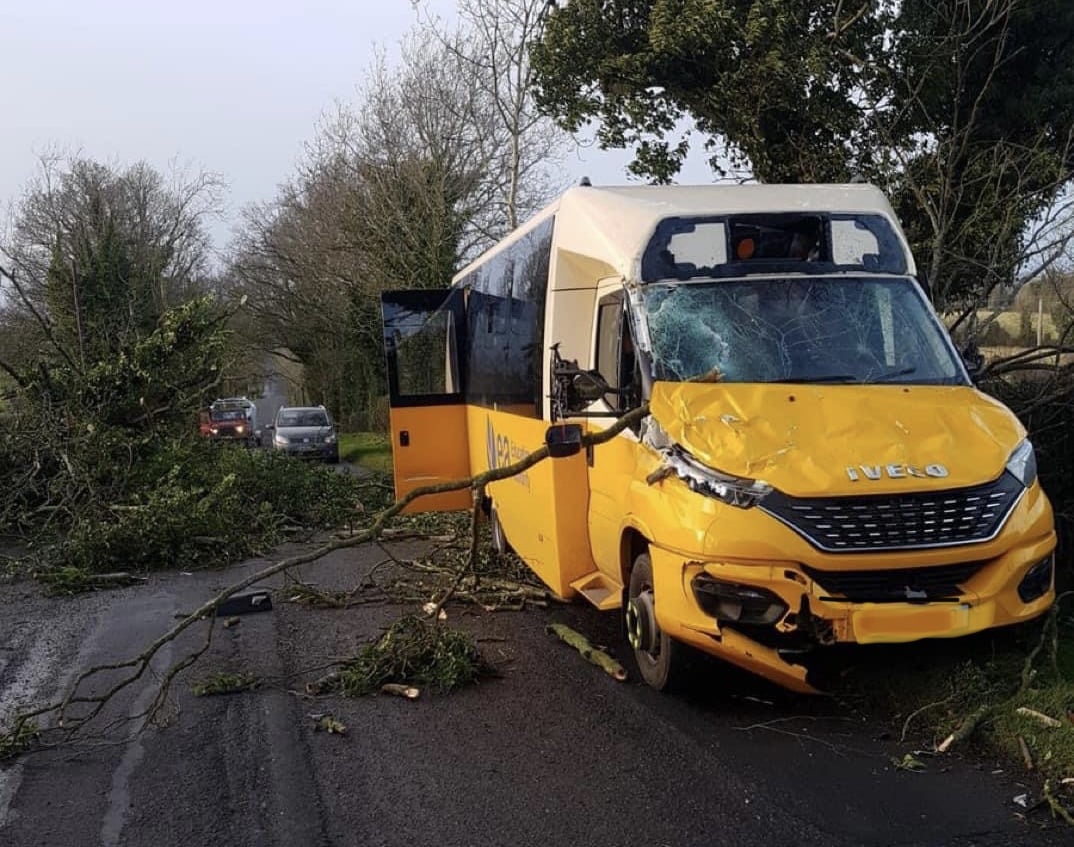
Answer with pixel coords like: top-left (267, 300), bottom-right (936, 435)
top-left (625, 588), bottom-right (659, 658)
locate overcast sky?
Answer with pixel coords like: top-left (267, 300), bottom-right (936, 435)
top-left (1, 0), bottom-right (711, 253)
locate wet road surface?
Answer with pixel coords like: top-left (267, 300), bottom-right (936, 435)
top-left (0, 541), bottom-right (1068, 847)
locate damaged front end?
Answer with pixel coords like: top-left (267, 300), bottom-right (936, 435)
top-left (635, 401), bottom-right (1053, 694)
top-left (638, 416), bottom-right (830, 691)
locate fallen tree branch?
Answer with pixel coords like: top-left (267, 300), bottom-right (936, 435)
top-left (937, 705), bottom-right (991, 754)
top-left (546, 623), bottom-right (627, 682)
top-left (1044, 780), bottom-right (1074, 826)
top-left (938, 591), bottom-right (1072, 756)
top-left (900, 694), bottom-right (956, 742)
top-left (0, 405), bottom-right (649, 751)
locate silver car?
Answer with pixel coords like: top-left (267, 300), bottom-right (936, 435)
top-left (268, 405), bottom-right (339, 463)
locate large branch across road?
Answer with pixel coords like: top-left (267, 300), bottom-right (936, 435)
top-left (4, 404), bottom-right (650, 746)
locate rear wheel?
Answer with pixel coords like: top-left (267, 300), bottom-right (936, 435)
top-left (489, 503), bottom-right (509, 555)
top-left (625, 551), bottom-right (690, 691)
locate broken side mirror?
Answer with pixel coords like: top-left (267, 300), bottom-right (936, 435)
top-left (545, 423), bottom-right (583, 458)
top-left (572, 370), bottom-right (611, 403)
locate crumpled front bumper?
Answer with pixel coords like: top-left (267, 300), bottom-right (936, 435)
top-left (647, 519), bottom-right (1056, 693)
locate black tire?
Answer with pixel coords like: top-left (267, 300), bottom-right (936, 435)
top-left (625, 552), bottom-right (691, 691)
top-left (489, 502), bottom-right (509, 555)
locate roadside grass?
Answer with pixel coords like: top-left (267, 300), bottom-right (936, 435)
top-left (839, 609), bottom-right (1074, 786)
top-left (339, 431), bottom-right (393, 473)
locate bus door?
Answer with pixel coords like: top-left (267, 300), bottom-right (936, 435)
top-left (583, 290), bottom-right (642, 605)
top-left (381, 289), bottom-right (472, 512)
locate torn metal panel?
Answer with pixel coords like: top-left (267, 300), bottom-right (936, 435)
top-left (641, 415), bottom-right (771, 508)
top-left (645, 381), bottom-right (1023, 497)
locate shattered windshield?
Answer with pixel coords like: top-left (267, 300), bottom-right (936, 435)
top-left (642, 276), bottom-right (965, 385)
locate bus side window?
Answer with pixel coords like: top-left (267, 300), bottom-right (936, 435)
top-left (596, 294), bottom-right (636, 412)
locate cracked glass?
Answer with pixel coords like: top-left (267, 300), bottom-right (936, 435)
top-left (642, 277), bottom-right (965, 385)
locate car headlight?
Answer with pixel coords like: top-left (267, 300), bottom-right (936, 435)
top-left (325, 434), bottom-right (336, 444)
top-left (236, 425), bottom-right (245, 434)
top-left (652, 446), bottom-right (772, 508)
top-left (274, 434), bottom-right (290, 445)
top-left (1006, 440), bottom-right (1037, 488)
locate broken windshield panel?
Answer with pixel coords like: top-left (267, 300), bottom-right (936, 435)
top-left (642, 277), bottom-right (965, 386)
top-left (642, 213), bottom-right (907, 281)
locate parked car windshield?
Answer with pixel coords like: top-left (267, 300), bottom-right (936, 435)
top-left (641, 276), bottom-right (966, 385)
top-left (277, 410), bottom-right (329, 427)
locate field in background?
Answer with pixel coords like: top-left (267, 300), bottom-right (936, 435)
top-left (339, 431), bottom-right (393, 473)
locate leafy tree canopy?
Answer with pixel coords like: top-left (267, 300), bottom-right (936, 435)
top-left (532, 0), bottom-right (1074, 303)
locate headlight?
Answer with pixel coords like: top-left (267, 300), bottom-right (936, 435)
top-left (653, 446), bottom-right (772, 508)
top-left (236, 425), bottom-right (245, 434)
top-left (274, 434), bottom-right (290, 445)
top-left (325, 434), bottom-right (336, 444)
top-left (1006, 440), bottom-right (1037, 488)
top-left (210, 427), bottom-right (218, 435)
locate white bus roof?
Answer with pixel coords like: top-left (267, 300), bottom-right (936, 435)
top-left (454, 183), bottom-right (914, 285)
top-left (555, 183), bottom-right (912, 281)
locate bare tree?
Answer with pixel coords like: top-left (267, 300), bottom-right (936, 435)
top-left (232, 19), bottom-right (567, 426)
top-left (0, 154), bottom-right (224, 369)
top-left (863, 0), bottom-right (1074, 315)
top-left (415, 0), bottom-right (567, 231)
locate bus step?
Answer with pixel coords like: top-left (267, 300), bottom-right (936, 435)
top-left (570, 572), bottom-right (623, 611)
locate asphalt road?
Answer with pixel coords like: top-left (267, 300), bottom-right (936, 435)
top-left (0, 540), bottom-right (1069, 847)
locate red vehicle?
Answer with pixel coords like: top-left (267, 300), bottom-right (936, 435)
top-left (199, 398), bottom-right (256, 446)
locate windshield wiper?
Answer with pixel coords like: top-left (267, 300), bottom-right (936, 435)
top-left (768, 374), bottom-right (858, 384)
top-left (871, 366), bottom-right (917, 383)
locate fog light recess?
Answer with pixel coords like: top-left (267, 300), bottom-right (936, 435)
top-left (1017, 555), bottom-right (1054, 603)
top-left (691, 574), bottom-right (788, 625)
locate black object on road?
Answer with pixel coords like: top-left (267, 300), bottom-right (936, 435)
top-left (214, 591), bottom-right (273, 616)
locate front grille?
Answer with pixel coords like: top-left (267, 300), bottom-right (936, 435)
top-left (802, 561), bottom-right (984, 602)
top-left (761, 472), bottom-right (1024, 552)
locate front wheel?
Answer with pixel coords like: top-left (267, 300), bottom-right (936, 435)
top-left (625, 551), bottom-right (690, 691)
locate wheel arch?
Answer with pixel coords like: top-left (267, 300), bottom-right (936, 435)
top-left (619, 525), bottom-right (651, 588)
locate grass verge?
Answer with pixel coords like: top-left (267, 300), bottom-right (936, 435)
top-left (339, 431), bottom-right (393, 473)
top-left (840, 607), bottom-right (1074, 787)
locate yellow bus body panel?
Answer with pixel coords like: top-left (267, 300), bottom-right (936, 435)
top-left (388, 405), bottom-right (472, 513)
top-left (467, 406), bottom-right (595, 598)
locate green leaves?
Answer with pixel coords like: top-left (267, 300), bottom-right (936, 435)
top-left (533, 0), bottom-right (884, 183)
top-left (331, 615), bottom-right (492, 696)
top-left (532, 1), bottom-right (1074, 305)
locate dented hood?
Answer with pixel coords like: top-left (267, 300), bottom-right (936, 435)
top-left (648, 382), bottom-right (1024, 497)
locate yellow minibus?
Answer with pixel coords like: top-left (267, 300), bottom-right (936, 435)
top-left (380, 184), bottom-right (1056, 692)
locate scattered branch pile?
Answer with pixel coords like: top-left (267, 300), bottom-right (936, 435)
top-left (0, 405), bottom-right (647, 759)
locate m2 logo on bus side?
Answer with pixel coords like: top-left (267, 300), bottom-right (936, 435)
top-left (486, 417), bottom-right (531, 489)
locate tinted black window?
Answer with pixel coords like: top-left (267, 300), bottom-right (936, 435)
top-left (462, 217), bottom-right (554, 417)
